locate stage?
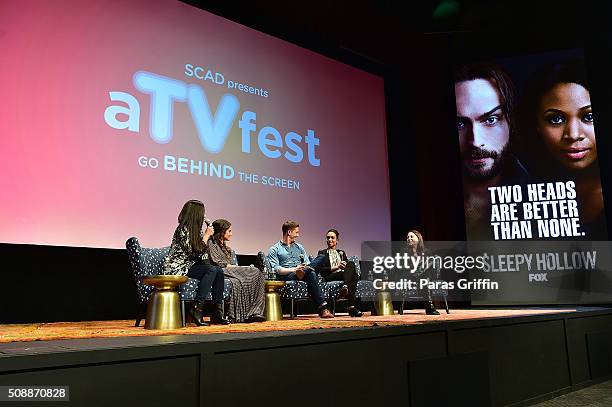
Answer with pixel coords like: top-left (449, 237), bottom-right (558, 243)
top-left (0, 308), bottom-right (595, 343)
top-left (1, 307), bottom-right (611, 406)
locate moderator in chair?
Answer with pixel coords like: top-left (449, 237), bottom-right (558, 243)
top-left (397, 267), bottom-right (450, 314)
top-left (126, 237), bottom-right (232, 327)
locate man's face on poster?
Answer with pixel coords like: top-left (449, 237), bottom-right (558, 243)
top-left (456, 78), bottom-right (510, 180)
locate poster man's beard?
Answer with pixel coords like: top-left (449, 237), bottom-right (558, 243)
top-left (462, 144), bottom-right (509, 181)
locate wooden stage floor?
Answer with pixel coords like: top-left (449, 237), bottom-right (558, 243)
top-left (0, 307), bottom-right (593, 344)
top-left (1, 306), bottom-right (610, 407)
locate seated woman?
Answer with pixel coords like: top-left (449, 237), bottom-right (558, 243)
top-left (317, 229), bottom-right (363, 317)
top-left (163, 199), bottom-right (230, 326)
top-left (207, 219), bottom-right (266, 323)
top-left (406, 230), bottom-right (439, 315)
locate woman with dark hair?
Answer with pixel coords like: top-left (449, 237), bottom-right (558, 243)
top-left (163, 200), bottom-right (230, 326)
top-left (521, 58), bottom-right (607, 239)
top-left (207, 219), bottom-right (266, 323)
top-left (406, 230), bottom-right (439, 315)
top-left (316, 229), bottom-right (363, 317)
top-left (406, 230), bottom-right (425, 257)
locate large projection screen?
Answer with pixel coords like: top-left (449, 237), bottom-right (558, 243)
top-left (0, 0), bottom-right (391, 255)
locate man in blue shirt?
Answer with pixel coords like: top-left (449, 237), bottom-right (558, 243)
top-left (267, 221), bottom-right (333, 318)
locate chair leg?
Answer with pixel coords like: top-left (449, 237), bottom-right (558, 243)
top-left (135, 302), bottom-right (146, 327)
top-left (399, 300), bottom-right (404, 315)
top-left (290, 299), bottom-right (295, 319)
top-left (332, 299), bottom-right (336, 316)
top-left (444, 296), bottom-right (450, 314)
top-left (181, 300), bottom-right (186, 327)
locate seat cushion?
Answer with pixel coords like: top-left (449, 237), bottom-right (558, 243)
top-left (326, 280), bottom-right (346, 299)
top-left (179, 277), bottom-right (233, 301)
top-left (281, 280), bottom-right (309, 300)
top-left (356, 280), bottom-right (376, 300)
top-left (280, 275), bottom-right (328, 300)
top-left (179, 278), bottom-right (199, 301)
top-left (430, 280), bottom-right (449, 296)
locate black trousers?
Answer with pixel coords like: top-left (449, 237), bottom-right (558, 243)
top-left (322, 261), bottom-right (358, 306)
top-left (187, 263), bottom-right (224, 303)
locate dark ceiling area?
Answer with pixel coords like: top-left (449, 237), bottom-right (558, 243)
top-left (178, 0), bottom-right (612, 241)
top-left (182, 0), bottom-right (611, 70)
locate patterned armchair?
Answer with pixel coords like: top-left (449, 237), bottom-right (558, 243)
top-left (325, 256), bottom-right (376, 315)
top-left (283, 277), bottom-right (330, 318)
top-left (126, 237), bottom-right (232, 327)
top-left (397, 267), bottom-right (450, 314)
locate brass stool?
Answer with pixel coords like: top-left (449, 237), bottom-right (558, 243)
top-left (374, 290), bottom-right (394, 316)
top-left (264, 280), bottom-right (285, 321)
top-left (142, 275), bottom-right (188, 330)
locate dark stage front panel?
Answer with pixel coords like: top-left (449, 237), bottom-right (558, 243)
top-left (448, 320), bottom-right (571, 406)
top-left (209, 332), bottom-right (446, 405)
top-left (566, 314), bottom-right (612, 385)
top-left (0, 355), bottom-right (199, 407)
top-left (408, 351), bottom-right (491, 407)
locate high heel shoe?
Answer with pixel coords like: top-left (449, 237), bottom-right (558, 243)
top-left (425, 301), bottom-right (440, 315)
top-left (190, 302), bottom-right (209, 326)
top-left (246, 314), bottom-right (266, 323)
top-left (210, 303), bottom-right (230, 325)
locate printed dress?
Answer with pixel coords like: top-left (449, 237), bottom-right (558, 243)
top-left (208, 240), bottom-right (265, 322)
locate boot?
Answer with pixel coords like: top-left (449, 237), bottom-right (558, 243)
top-left (425, 301), bottom-right (440, 315)
top-left (348, 305), bottom-right (363, 317)
top-left (190, 301), bottom-right (209, 326)
top-left (210, 303), bottom-right (231, 325)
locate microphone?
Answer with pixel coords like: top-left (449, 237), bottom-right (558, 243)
top-left (299, 254), bottom-right (305, 264)
top-left (257, 251), bottom-right (268, 274)
top-left (204, 217), bottom-right (212, 227)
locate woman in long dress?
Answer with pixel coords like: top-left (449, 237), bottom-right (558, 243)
top-left (207, 219), bottom-right (266, 323)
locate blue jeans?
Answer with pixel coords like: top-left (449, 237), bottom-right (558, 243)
top-left (187, 263), bottom-right (224, 303)
top-left (278, 255), bottom-right (327, 307)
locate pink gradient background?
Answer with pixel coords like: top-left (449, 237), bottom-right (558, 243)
top-left (0, 0), bottom-right (390, 255)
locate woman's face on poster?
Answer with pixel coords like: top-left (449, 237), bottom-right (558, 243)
top-left (537, 83), bottom-right (597, 170)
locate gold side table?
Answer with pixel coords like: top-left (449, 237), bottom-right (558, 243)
top-left (142, 275), bottom-right (188, 330)
top-left (374, 290), bottom-right (395, 316)
top-left (264, 280), bottom-right (285, 321)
